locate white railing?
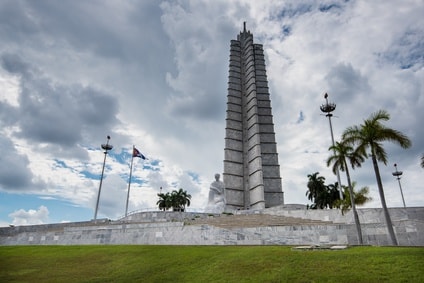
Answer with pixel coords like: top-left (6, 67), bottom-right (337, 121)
top-left (116, 207), bottom-right (205, 220)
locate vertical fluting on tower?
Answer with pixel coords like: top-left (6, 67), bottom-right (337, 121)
top-left (224, 23), bottom-right (283, 210)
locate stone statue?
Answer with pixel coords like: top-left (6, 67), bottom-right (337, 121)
top-left (205, 173), bottom-right (226, 213)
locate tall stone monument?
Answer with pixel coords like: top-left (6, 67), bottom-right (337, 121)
top-left (224, 23), bottom-right (284, 210)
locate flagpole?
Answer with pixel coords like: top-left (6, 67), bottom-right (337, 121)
top-left (94, 135), bottom-right (113, 220)
top-left (125, 145), bottom-right (135, 217)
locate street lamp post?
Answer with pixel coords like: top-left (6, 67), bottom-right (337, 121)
top-left (94, 135), bottom-right (113, 220)
top-left (320, 93), bottom-right (343, 199)
top-left (392, 163), bottom-right (406, 208)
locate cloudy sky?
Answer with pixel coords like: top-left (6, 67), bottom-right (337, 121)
top-left (0, 0), bottom-right (423, 226)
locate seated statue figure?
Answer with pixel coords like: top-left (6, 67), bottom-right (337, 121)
top-left (205, 173), bottom-right (226, 213)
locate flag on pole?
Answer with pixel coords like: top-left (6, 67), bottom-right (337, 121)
top-left (133, 147), bottom-right (147, 160)
top-left (126, 146), bottom-right (147, 217)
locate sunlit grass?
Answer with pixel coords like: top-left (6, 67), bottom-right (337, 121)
top-left (1, 245), bottom-right (423, 282)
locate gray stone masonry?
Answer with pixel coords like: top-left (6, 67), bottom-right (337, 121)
top-left (224, 23), bottom-right (283, 211)
top-left (1, 207), bottom-right (423, 246)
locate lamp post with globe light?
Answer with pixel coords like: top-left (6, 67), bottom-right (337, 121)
top-left (94, 135), bottom-right (113, 220)
top-left (392, 163), bottom-right (406, 208)
top-left (320, 93), bottom-right (343, 199)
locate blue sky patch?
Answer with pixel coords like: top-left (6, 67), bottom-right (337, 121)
top-left (80, 170), bottom-right (100, 180)
top-left (188, 171), bottom-right (200, 183)
top-left (296, 111), bottom-right (305, 124)
top-left (319, 3), bottom-right (341, 13)
top-left (380, 29), bottom-right (424, 70)
top-left (54, 159), bottom-right (69, 169)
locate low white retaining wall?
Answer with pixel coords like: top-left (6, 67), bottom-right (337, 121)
top-left (1, 207), bottom-right (422, 246)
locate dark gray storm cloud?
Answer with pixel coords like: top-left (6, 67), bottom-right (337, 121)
top-left (0, 100), bottom-right (18, 127)
top-left (1, 0), bottom-right (176, 74)
top-left (0, 0), bottom-right (40, 40)
top-left (325, 63), bottom-right (371, 100)
top-left (0, 135), bottom-right (37, 191)
top-left (1, 53), bottom-right (120, 158)
top-left (0, 0), bottom-right (229, 137)
top-left (161, 0), bottom-right (235, 122)
top-left (0, 0), bottom-right (185, 142)
top-left (0, 0), bottom-right (176, 101)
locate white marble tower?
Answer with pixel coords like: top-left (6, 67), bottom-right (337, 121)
top-left (224, 23), bottom-right (284, 210)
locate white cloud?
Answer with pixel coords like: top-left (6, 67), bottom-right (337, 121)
top-left (9, 205), bottom-right (49, 226)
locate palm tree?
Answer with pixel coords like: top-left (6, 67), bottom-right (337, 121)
top-left (342, 109), bottom-right (411, 245)
top-left (157, 192), bottom-right (172, 211)
top-left (306, 172), bottom-right (326, 209)
top-left (352, 185), bottom-right (372, 206)
top-left (306, 173), bottom-right (340, 209)
top-left (335, 183), bottom-right (372, 215)
top-left (327, 141), bottom-right (365, 244)
top-left (179, 189), bottom-right (192, 211)
top-left (170, 188), bottom-right (192, 212)
top-left (326, 182), bottom-right (341, 209)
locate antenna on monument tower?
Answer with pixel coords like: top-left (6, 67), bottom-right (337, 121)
top-left (243, 21), bottom-right (246, 32)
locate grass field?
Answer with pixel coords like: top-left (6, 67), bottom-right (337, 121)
top-left (1, 245), bottom-right (423, 282)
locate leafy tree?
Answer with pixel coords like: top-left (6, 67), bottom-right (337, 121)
top-left (306, 172), bottom-right (340, 209)
top-left (421, 154), bottom-right (424, 168)
top-left (327, 140), bottom-right (365, 244)
top-left (342, 109), bottom-right (411, 246)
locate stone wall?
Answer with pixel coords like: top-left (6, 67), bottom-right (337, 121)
top-left (1, 207), bottom-right (422, 246)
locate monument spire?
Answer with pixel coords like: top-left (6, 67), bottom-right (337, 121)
top-left (224, 24), bottom-right (284, 210)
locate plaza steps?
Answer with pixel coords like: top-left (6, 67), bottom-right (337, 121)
top-left (186, 213), bottom-right (335, 228)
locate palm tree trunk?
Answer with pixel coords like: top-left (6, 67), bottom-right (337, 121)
top-left (345, 165), bottom-right (363, 245)
top-left (371, 154), bottom-right (398, 245)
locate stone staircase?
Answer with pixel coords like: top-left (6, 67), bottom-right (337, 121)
top-left (186, 213), bottom-right (335, 228)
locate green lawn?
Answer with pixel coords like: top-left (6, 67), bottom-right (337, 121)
top-left (1, 245), bottom-right (423, 282)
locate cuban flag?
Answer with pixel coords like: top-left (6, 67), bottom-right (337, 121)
top-left (133, 147), bottom-right (147, 160)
